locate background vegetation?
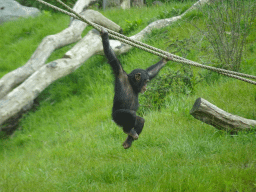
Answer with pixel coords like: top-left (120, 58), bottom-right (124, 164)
top-left (17, 0), bottom-right (77, 12)
top-left (197, 0), bottom-right (256, 71)
top-left (0, 1), bottom-right (256, 191)
top-left (16, 0), bottom-right (196, 11)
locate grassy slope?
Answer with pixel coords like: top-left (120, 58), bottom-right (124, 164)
top-left (0, 2), bottom-right (256, 191)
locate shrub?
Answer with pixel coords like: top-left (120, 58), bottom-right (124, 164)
top-left (123, 19), bottom-right (143, 35)
top-left (198, 0), bottom-right (256, 71)
top-left (139, 65), bottom-right (202, 114)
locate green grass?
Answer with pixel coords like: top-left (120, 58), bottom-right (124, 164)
top-left (1, 1), bottom-right (256, 191)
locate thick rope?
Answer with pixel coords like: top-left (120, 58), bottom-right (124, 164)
top-left (36, 0), bottom-right (256, 85)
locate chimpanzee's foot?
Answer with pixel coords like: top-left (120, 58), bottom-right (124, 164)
top-left (122, 137), bottom-right (134, 149)
top-left (125, 128), bottom-right (138, 140)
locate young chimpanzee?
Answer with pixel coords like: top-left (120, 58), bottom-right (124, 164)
top-left (101, 28), bottom-right (170, 149)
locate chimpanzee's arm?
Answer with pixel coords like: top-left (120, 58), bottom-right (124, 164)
top-left (146, 58), bottom-right (168, 80)
top-left (101, 28), bottom-right (124, 76)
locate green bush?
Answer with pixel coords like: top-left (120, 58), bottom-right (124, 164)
top-left (139, 65), bottom-right (202, 114)
top-left (123, 19), bottom-right (143, 35)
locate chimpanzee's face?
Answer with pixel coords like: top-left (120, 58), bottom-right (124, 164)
top-left (128, 69), bottom-right (150, 94)
top-left (140, 79), bottom-right (150, 94)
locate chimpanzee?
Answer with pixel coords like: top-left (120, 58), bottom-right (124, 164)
top-left (101, 28), bottom-right (170, 149)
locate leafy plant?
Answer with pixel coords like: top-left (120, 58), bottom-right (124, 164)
top-left (139, 65), bottom-right (202, 114)
top-left (123, 19), bottom-right (143, 35)
top-left (148, 8), bottom-right (182, 24)
top-left (159, 8), bottom-right (182, 19)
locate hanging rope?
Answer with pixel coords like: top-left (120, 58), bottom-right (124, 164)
top-left (36, 0), bottom-right (256, 85)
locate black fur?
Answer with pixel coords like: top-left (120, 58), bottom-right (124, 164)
top-left (101, 28), bottom-right (168, 149)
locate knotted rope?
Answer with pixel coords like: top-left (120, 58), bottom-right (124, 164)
top-left (36, 0), bottom-right (256, 85)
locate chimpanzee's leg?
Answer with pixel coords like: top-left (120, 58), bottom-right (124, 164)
top-left (122, 116), bottom-right (145, 149)
top-left (134, 116), bottom-right (145, 135)
top-left (112, 109), bottom-right (138, 140)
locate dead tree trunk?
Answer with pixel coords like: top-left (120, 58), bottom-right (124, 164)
top-left (121, 0), bottom-right (130, 9)
top-left (190, 98), bottom-right (256, 133)
top-left (0, 0), bottom-right (210, 130)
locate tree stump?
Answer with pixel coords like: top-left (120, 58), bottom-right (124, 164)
top-left (190, 98), bottom-right (256, 133)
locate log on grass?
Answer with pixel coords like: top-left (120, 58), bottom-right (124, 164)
top-left (190, 97), bottom-right (256, 132)
top-left (0, 8), bottom-right (121, 100)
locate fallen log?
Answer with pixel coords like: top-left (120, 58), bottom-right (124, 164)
top-left (0, 7), bottom-right (122, 100)
top-left (190, 97), bottom-right (256, 133)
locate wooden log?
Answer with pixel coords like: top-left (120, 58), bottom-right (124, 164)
top-left (0, 8), bottom-right (122, 100)
top-left (190, 98), bottom-right (256, 132)
top-left (121, 0), bottom-right (130, 9)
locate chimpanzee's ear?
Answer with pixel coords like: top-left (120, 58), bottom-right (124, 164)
top-left (135, 73), bottom-right (141, 82)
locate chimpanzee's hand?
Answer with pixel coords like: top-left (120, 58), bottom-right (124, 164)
top-left (100, 28), bottom-right (108, 37)
top-left (164, 55), bottom-right (173, 62)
